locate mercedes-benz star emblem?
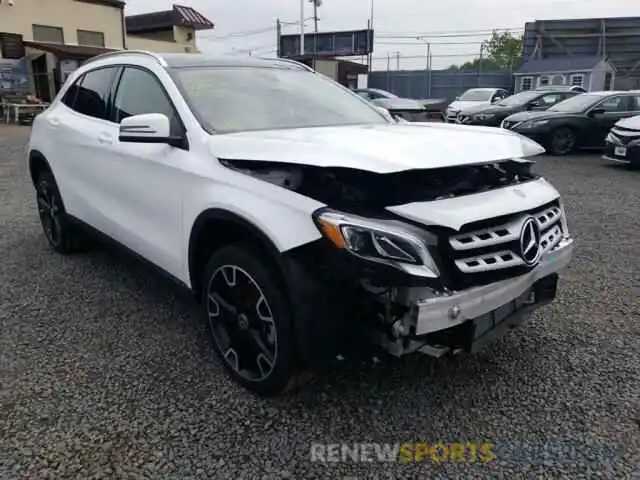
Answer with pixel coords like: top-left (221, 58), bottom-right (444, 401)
top-left (519, 217), bottom-right (541, 266)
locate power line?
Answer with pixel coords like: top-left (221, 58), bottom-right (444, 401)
top-left (371, 52), bottom-right (481, 60)
top-left (376, 40), bottom-right (488, 46)
top-left (376, 26), bottom-right (523, 36)
top-left (377, 30), bottom-right (523, 39)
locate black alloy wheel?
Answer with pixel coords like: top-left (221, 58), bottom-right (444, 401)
top-left (548, 127), bottom-right (577, 156)
top-left (202, 244), bottom-right (297, 396)
top-left (35, 171), bottom-right (85, 254)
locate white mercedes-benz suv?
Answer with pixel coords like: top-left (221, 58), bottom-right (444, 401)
top-left (27, 51), bottom-right (574, 396)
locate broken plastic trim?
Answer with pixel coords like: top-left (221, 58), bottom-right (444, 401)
top-left (220, 158), bottom-right (539, 216)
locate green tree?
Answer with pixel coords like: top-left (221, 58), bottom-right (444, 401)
top-left (483, 30), bottom-right (523, 70)
top-left (459, 30), bottom-right (523, 71)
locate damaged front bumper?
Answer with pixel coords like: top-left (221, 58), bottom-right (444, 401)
top-left (376, 236), bottom-right (574, 357)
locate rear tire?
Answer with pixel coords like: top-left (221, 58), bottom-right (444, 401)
top-left (35, 171), bottom-right (87, 254)
top-left (201, 244), bottom-right (300, 397)
top-left (547, 127), bottom-right (577, 156)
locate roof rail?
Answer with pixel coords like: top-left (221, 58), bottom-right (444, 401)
top-left (260, 56), bottom-right (315, 72)
top-left (86, 49), bottom-right (168, 67)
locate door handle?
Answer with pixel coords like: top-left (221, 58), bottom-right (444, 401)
top-left (48, 117), bottom-right (60, 128)
top-left (97, 132), bottom-right (113, 145)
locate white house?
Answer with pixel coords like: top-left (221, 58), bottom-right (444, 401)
top-left (514, 56), bottom-right (616, 93)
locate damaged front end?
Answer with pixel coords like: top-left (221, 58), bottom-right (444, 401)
top-left (221, 158), bottom-right (573, 363)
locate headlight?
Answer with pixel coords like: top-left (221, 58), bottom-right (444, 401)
top-left (605, 132), bottom-right (618, 144)
top-left (519, 119), bottom-right (549, 129)
top-left (313, 209), bottom-right (439, 278)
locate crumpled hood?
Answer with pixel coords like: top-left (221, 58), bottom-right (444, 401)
top-left (208, 123), bottom-right (545, 173)
top-left (614, 114), bottom-right (640, 130)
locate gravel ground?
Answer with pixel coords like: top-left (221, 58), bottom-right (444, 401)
top-left (1, 125), bottom-right (639, 479)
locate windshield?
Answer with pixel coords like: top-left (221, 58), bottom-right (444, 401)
top-left (459, 89), bottom-right (493, 101)
top-left (498, 91), bottom-right (542, 106)
top-left (173, 67), bottom-right (389, 133)
top-left (548, 94), bottom-right (604, 113)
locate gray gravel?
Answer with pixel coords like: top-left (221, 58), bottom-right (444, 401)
top-left (1, 126), bottom-right (639, 479)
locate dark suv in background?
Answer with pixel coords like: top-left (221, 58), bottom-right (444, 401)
top-left (456, 86), bottom-right (583, 127)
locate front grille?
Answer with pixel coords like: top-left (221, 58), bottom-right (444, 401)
top-left (441, 201), bottom-right (565, 286)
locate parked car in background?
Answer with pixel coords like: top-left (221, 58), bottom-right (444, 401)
top-left (456, 87), bottom-right (581, 127)
top-left (501, 90), bottom-right (640, 155)
top-left (603, 114), bottom-right (640, 166)
top-left (354, 88), bottom-right (441, 122)
top-left (534, 85), bottom-right (588, 93)
top-left (353, 87), bottom-right (400, 101)
top-left (445, 88), bottom-right (509, 122)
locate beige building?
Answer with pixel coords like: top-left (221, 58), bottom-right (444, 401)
top-left (0, 0), bottom-right (213, 101)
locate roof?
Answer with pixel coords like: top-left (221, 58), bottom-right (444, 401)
top-left (516, 55), bottom-right (605, 74)
top-left (87, 51), bottom-right (311, 70)
top-left (23, 41), bottom-right (118, 59)
top-left (160, 53), bottom-right (308, 70)
top-left (77, 0), bottom-right (125, 8)
top-left (125, 5), bottom-right (214, 33)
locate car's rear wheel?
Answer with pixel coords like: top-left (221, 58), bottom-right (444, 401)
top-left (547, 127), bottom-right (577, 155)
top-left (35, 171), bottom-right (86, 254)
top-left (202, 244), bottom-right (298, 396)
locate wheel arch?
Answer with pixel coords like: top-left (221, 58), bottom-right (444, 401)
top-left (28, 150), bottom-right (52, 186)
top-left (187, 208), bottom-right (291, 299)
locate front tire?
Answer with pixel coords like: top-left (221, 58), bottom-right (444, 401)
top-left (35, 171), bottom-right (86, 254)
top-left (547, 127), bottom-right (577, 156)
top-left (201, 244), bottom-right (298, 397)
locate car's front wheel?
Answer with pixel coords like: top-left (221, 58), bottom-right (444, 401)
top-left (35, 171), bottom-right (86, 254)
top-left (202, 244), bottom-right (298, 397)
top-left (547, 127), bottom-right (577, 155)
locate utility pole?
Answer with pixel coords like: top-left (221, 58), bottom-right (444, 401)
top-left (276, 18), bottom-right (282, 58)
top-left (478, 42), bottom-right (484, 84)
top-left (396, 51), bottom-right (400, 70)
top-left (368, 0), bottom-right (374, 72)
top-left (427, 42), bottom-right (432, 97)
top-left (299, 0), bottom-right (305, 56)
top-left (310, 0), bottom-right (320, 70)
top-left (386, 51), bottom-right (390, 90)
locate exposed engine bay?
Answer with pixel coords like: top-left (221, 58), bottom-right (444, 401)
top-left (221, 158), bottom-right (539, 214)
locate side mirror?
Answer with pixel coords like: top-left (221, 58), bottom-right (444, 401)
top-left (119, 113), bottom-right (185, 148)
top-left (455, 96), bottom-right (461, 101)
top-left (526, 101), bottom-right (542, 110)
top-left (588, 108), bottom-right (606, 117)
top-left (491, 97), bottom-right (501, 103)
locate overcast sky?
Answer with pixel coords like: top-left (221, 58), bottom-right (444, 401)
top-left (125, 0), bottom-right (638, 69)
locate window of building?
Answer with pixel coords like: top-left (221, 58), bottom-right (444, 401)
top-left (112, 67), bottom-right (182, 135)
top-left (539, 75), bottom-right (550, 87)
top-left (520, 77), bottom-right (533, 91)
top-left (570, 74), bottom-right (585, 88)
top-left (77, 30), bottom-right (105, 47)
top-left (32, 25), bottom-right (64, 44)
top-left (71, 67), bottom-right (119, 120)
